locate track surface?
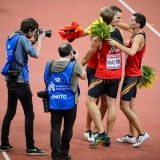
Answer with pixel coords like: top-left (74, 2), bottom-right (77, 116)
top-left (0, 0), bottom-right (160, 159)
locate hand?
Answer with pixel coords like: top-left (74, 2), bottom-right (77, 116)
top-left (73, 50), bottom-right (79, 62)
top-left (106, 39), bottom-right (117, 46)
top-left (38, 31), bottom-right (45, 41)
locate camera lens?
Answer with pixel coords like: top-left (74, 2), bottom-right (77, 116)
top-left (72, 49), bottom-right (76, 55)
top-left (45, 30), bottom-right (52, 38)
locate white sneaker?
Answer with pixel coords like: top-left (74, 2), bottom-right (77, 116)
top-left (84, 131), bottom-right (98, 142)
top-left (117, 135), bottom-right (136, 144)
top-left (132, 132), bottom-right (149, 148)
top-left (84, 131), bottom-right (95, 142)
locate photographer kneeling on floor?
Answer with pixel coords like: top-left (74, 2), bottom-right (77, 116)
top-left (43, 43), bottom-right (86, 160)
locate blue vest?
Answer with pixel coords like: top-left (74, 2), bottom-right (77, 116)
top-left (2, 32), bottom-right (29, 81)
top-left (1, 34), bottom-right (21, 76)
top-left (45, 61), bottom-right (76, 110)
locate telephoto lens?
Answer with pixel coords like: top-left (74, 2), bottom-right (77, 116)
top-left (42, 98), bottom-right (50, 112)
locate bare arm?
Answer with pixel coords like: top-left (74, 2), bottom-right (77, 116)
top-left (117, 22), bottom-right (133, 33)
top-left (106, 34), bottom-right (143, 56)
top-left (81, 37), bottom-right (101, 66)
top-left (73, 51), bottom-right (87, 80)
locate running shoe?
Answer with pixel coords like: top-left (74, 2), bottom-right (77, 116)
top-left (84, 130), bottom-right (95, 142)
top-left (90, 132), bottom-right (108, 146)
top-left (117, 135), bottom-right (136, 143)
top-left (132, 132), bottom-right (149, 148)
top-left (102, 137), bottom-right (111, 146)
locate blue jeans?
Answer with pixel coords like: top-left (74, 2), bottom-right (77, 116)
top-left (50, 105), bottom-right (77, 159)
top-left (1, 82), bottom-right (35, 149)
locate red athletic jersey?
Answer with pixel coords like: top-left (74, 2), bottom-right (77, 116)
top-left (88, 28), bottom-right (123, 76)
top-left (87, 51), bottom-right (98, 69)
top-left (95, 41), bottom-right (122, 79)
top-left (125, 32), bottom-right (146, 76)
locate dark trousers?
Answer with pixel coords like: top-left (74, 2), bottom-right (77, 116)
top-left (1, 82), bottom-right (35, 149)
top-left (50, 105), bottom-right (77, 159)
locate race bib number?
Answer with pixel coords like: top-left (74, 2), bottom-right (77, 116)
top-left (107, 54), bottom-right (121, 69)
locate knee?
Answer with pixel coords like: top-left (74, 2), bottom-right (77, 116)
top-left (85, 99), bottom-right (91, 109)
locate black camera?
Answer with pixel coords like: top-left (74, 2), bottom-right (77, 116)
top-left (31, 28), bottom-right (52, 45)
top-left (37, 28), bottom-right (52, 38)
top-left (37, 91), bottom-right (50, 113)
top-left (8, 70), bottom-right (20, 90)
top-left (72, 49), bottom-right (76, 55)
top-left (70, 49), bottom-right (77, 62)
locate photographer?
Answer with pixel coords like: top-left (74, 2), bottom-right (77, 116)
top-left (0, 18), bottom-right (47, 155)
top-left (44, 43), bottom-right (86, 160)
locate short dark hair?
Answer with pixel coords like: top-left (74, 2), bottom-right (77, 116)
top-left (58, 43), bottom-right (72, 57)
top-left (100, 7), bottom-right (114, 24)
top-left (133, 13), bottom-right (146, 28)
top-left (110, 6), bottom-right (122, 13)
top-left (20, 18), bottom-right (39, 34)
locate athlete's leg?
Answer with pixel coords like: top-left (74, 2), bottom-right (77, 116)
top-left (85, 96), bottom-right (104, 134)
top-left (85, 66), bottom-right (96, 132)
top-left (105, 78), bottom-right (121, 137)
top-left (92, 95), bottom-right (107, 133)
top-left (128, 98), bottom-right (136, 136)
top-left (106, 96), bottom-right (116, 137)
top-left (120, 99), bottom-right (144, 134)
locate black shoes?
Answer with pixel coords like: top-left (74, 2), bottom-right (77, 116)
top-left (26, 147), bottom-right (47, 156)
top-left (0, 144), bottom-right (14, 152)
top-left (60, 154), bottom-right (71, 159)
top-left (52, 154), bottom-right (71, 160)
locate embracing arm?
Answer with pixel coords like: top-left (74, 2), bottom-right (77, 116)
top-left (117, 22), bottom-right (133, 33)
top-left (81, 37), bottom-right (100, 66)
top-left (106, 34), bottom-right (143, 56)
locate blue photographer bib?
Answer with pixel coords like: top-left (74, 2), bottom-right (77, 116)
top-left (1, 34), bottom-right (21, 76)
top-left (45, 61), bottom-right (76, 110)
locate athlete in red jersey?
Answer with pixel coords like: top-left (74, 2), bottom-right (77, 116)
top-left (125, 32), bottom-right (146, 76)
top-left (107, 13), bottom-right (149, 148)
top-left (81, 6), bottom-right (124, 146)
top-left (81, 7), bottom-right (126, 147)
top-left (95, 40), bottom-right (122, 79)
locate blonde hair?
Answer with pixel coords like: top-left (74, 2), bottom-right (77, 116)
top-left (100, 7), bottom-right (114, 24)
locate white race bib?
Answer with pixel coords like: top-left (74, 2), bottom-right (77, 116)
top-left (107, 54), bottom-right (121, 69)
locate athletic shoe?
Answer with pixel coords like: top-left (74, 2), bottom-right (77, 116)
top-left (26, 147), bottom-right (47, 155)
top-left (0, 144), bottom-right (14, 152)
top-left (102, 137), bottom-right (111, 146)
top-left (90, 132), bottom-right (108, 146)
top-left (88, 132), bottom-right (98, 142)
top-left (132, 132), bottom-right (149, 148)
top-left (84, 130), bottom-right (95, 142)
top-left (117, 135), bottom-right (136, 144)
top-left (60, 154), bottom-right (71, 159)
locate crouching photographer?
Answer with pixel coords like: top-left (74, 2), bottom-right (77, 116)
top-left (0, 18), bottom-right (47, 155)
top-left (43, 43), bottom-right (86, 160)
